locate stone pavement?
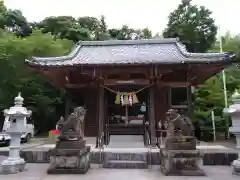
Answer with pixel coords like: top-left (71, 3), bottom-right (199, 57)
top-left (0, 163), bottom-right (239, 180)
top-left (108, 135), bottom-right (145, 148)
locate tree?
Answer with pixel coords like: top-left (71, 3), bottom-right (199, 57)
top-left (37, 16), bottom-right (92, 42)
top-left (135, 28), bottom-right (152, 39)
top-left (108, 25), bottom-right (152, 40)
top-left (0, 1), bottom-right (31, 37)
top-left (163, 0), bottom-right (217, 53)
top-left (193, 35), bottom-right (240, 130)
top-left (94, 15), bottom-right (111, 40)
top-left (0, 30), bottom-right (72, 132)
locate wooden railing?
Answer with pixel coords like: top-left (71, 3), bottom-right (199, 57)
top-left (99, 131), bottom-right (104, 167)
top-left (144, 121), bottom-right (152, 168)
top-left (146, 127), bottom-right (152, 169)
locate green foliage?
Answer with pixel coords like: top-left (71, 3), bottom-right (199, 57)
top-left (36, 15), bottom-right (152, 42)
top-left (193, 35), bottom-right (240, 140)
top-left (194, 76), bottom-right (224, 116)
top-left (0, 1), bottom-right (31, 36)
top-left (0, 29), bottom-right (72, 132)
top-left (36, 16), bottom-right (92, 42)
top-left (163, 0), bottom-right (217, 52)
top-left (161, 0), bottom-right (240, 140)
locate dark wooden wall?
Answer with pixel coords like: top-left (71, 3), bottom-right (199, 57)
top-left (155, 86), bottom-right (169, 136)
top-left (83, 86), bottom-right (98, 137)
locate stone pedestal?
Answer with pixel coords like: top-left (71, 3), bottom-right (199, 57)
top-left (0, 132), bottom-right (26, 174)
top-left (223, 90), bottom-right (240, 175)
top-left (160, 136), bottom-right (205, 176)
top-left (232, 158), bottom-right (240, 175)
top-left (0, 93), bottom-right (31, 174)
top-left (47, 140), bottom-right (91, 174)
top-left (229, 131), bottom-right (240, 175)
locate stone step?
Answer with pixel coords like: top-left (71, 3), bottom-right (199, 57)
top-left (109, 131), bottom-right (144, 135)
top-left (109, 126), bottom-right (144, 135)
top-left (103, 160), bottom-right (148, 169)
top-left (103, 152), bottom-right (147, 161)
top-left (109, 129), bottom-right (144, 135)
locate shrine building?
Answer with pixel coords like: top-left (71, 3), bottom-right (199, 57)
top-left (25, 38), bottom-right (236, 147)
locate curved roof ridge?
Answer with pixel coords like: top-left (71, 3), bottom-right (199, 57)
top-left (30, 44), bottom-right (82, 62)
top-left (175, 42), bottom-right (230, 59)
top-left (29, 38), bottom-right (179, 63)
top-left (25, 38), bottom-right (236, 66)
top-left (78, 38), bottom-right (178, 46)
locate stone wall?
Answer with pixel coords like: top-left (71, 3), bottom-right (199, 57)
top-left (0, 150), bottom-right (237, 165)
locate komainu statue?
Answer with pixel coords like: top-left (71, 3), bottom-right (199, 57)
top-left (166, 109), bottom-right (195, 137)
top-left (58, 107), bottom-right (86, 141)
top-left (160, 109), bottom-right (205, 176)
top-left (47, 106), bottom-right (90, 174)
top-left (56, 116), bottom-right (64, 130)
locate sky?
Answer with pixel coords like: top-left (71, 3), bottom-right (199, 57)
top-left (3, 0), bottom-right (240, 36)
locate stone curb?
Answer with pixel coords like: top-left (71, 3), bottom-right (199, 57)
top-left (0, 150), bottom-right (237, 165)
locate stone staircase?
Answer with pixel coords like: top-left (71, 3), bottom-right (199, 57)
top-left (102, 151), bottom-right (148, 169)
top-left (108, 124), bottom-right (144, 135)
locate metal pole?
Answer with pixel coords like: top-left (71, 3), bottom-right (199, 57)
top-left (211, 110), bottom-right (216, 141)
top-left (219, 26), bottom-right (229, 138)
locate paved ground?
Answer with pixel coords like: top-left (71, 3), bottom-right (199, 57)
top-left (108, 135), bottom-right (144, 148)
top-left (0, 164), bottom-right (239, 180)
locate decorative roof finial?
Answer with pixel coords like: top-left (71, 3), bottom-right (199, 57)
top-left (14, 92), bottom-right (24, 106)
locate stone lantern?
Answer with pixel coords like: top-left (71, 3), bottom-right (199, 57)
top-left (223, 89), bottom-right (240, 175)
top-left (0, 93), bottom-right (32, 174)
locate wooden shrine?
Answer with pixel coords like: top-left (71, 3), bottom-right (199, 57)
top-left (25, 38), bottom-right (236, 147)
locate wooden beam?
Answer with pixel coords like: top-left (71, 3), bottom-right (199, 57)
top-left (160, 82), bottom-right (191, 86)
top-left (104, 79), bottom-right (150, 86)
top-left (102, 66), bottom-right (150, 75)
top-left (65, 83), bottom-right (95, 89)
top-left (191, 65), bottom-right (225, 85)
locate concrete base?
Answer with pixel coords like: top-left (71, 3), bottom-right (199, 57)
top-left (0, 140), bottom-right (238, 165)
top-left (47, 146), bottom-right (91, 174)
top-left (102, 151), bottom-right (148, 169)
top-left (232, 159), bottom-right (240, 175)
top-left (103, 160), bottom-right (148, 169)
top-left (160, 149), bottom-right (205, 176)
top-left (0, 157), bottom-right (26, 174)
top-left (160, 167), bottom-right (205, 176)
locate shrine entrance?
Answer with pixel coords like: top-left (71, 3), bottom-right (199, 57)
top-left (25, 38), bottom-right (236, 149)
top-left (104, 86), bottom-right (149, 146)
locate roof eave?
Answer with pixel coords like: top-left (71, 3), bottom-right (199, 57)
top-left (25, 56), bottom-right (237, 68)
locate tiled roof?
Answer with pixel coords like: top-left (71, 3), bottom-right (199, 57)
top-left (25, 38), bottom-right (236, 66)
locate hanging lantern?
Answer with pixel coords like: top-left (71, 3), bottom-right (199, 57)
top-left (120, 94), bottom-right (124, 105)
top-left (124, 94), bottom-right (129, 105)
top-left (129, 94), bottom-right (133, 106)
top-left (132, 93), bottom-right (139, 104)
top-left (115, 92), bottom-right (120, 104)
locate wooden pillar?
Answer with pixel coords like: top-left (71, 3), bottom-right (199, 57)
top-left (187, 86), bottom-right (193, 116)
top-left (97, 84), bottom-right (104, 147)
top-left (155, 86), bottom-right (168, 137)
top-left (149, 87), bottom-right (156, 147)
top-left (187, 66), bottom-right (194, 117)
top-left (64, 91), bottom-right (71, 119)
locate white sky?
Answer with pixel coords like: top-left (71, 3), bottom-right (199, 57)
top-left (3, 0), bottom-right (240, 36)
